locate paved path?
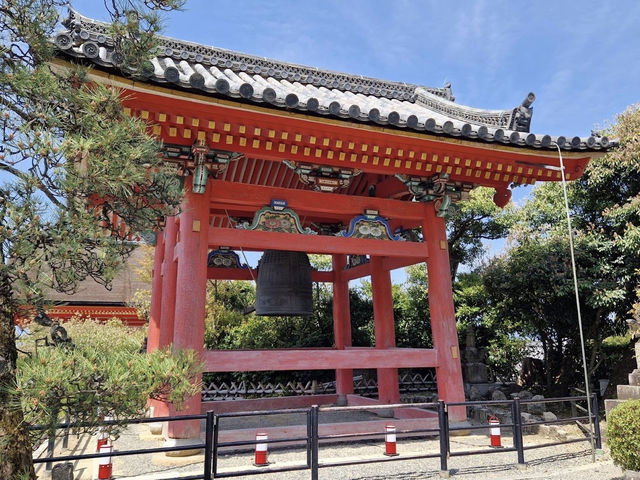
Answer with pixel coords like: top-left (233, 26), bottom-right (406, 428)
top-left (35, 421), bottom-right (625, 480)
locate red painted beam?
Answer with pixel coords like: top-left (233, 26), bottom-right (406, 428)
top-left (109, 84), bottom-right (593, 187)
top-left (339, 263), bottom-right (372, 282)
top-left (206, 267), bottom-right (333, 282)
top-left (333, 257), bottom-right (422, 282)
top-left (209, 179), bottom-right (428, 221)
top-left (383, 256), bottom-right (422, 272)
top-left (208, 227), bottom-right (429, 258)
top-left (202, 347), bottom-right (438, 371)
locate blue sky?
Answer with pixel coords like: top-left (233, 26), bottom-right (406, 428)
top-left (69, 0), bottom-right (640, 279)
top-left (72, 0), bottom-right (640, 139)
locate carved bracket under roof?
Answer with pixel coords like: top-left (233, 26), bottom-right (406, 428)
top-left (338, 210), bottom-right (402, 241)
top-left (283, 160), bottom-right (362, 193)
top-left (207, 247), bottom-right (248, 268)
top-left (163, 142), bottom-right (242, 193)
top-left (236, 199), bottom-right (317, 235)
top-left (347, 254), bottom-right (370, 269)
top-left (396, 173), bottom-right (474, 218)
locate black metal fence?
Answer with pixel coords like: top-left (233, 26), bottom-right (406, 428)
top-left (33, 394), bottom-right (601, 480)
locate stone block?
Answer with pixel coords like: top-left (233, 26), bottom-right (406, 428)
top-left (624, 469), bottom-right (640, 480)
top-left (629, 371), bottom-right (640, 386)
top-left (468, 386), bottom-right (482, 401)
top-left (542, 411), bottom-right (557, 422)
top-left (518, 390), bottom-right (533, 400)
top-left (527, 394), bottom-right (545, 415)
top-left (469, 406), bottom-right (489, 423)
top-left (491, 389), bottom-right (507, 401)
top-left (149, 422), bottom-right (163, 435)
top-left (164, 437), bottom-right (203, 457)
top-left (618, 384), bottom-right (640, 400)
top-left (376, 408), bottom-right (394, 418)
top-left (464, 363), bottom-right (489, 384)
top-left (51, 463), bottom-right (74, 480)
top-left (605, 398), bottom-right (625, 417)
top-left (520, 412), bottom-right (539, 434)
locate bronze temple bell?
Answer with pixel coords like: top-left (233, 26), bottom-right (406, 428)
top-left (255, 250), bottom-right (313, 316)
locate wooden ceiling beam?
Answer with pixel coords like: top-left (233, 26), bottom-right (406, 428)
top-left (208, 227), bottom-right (429, 258)
top-left (209, 179), bottom-right (428, 221)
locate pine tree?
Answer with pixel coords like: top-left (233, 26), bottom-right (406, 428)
top-left (0, 1), bottom-right (184, 477)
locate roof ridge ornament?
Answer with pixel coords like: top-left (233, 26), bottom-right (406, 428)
top-left (414, 87), bottom-right (534, 132)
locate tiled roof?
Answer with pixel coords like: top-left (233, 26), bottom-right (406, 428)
top-left (54, 9), bottom-right (613, 152)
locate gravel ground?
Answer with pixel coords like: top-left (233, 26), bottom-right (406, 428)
top-left (36, 420), bottom-right (625, 480)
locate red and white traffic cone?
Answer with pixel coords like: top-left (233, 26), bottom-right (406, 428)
top-left (96, 429), bottom-right (109, 451)
top-left (254, 432), bottom-right (268, 466)
top-left (489, 415), bottom-right (502, 448)
top-left (97, 443), bottom-right (113, 479)
top-left (384, 424), bottom-right (399, 456)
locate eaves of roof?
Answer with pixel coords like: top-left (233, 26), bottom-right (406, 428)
top-left (53, 9), bottom-right (614, 153)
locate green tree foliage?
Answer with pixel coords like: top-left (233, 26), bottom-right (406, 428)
top-left (13, 318), bottom-right (200, 443)
top-left (588, 105), bottom-right (640, 321)
top-left (454, 272), bottom-right (529, 381)
top-left (0, 2), bottom-right (184, 478)
top-left (394, 264), bottom-right (432, 348)
top-left (446, 186), bottom-right (514, 279)
top-left (482, 127), bottom-right (640, 391)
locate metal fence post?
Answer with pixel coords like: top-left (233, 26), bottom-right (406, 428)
top-left (311, 405), bottom-right (319, 480)
top-left (438, 400), bottom-right (449, 476)
top-left (62, 412), bottom-right (70, 450)
top-left (306, 408), bottom-right (312, 468)
top-left (204, 411), bottom-right (214, 480)
top-left (592, 393), bottom-right (602, 449)
top-left (213, 413), bottom-right (220, 477)
top-left (46, 433), bottom-right (55, 471)
top-left (513, 397), bottom-right (525, 466)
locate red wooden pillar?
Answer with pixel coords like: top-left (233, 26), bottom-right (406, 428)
top-left (371, 256), bottom-right (400, 404)
top-left (167, 181), bottom-right (210, 439)
top-left (149, 218), bottom-right (177, 419)
top-left (147, 230), bottom-right (165, 353)
top-left (423, 206), bottom-right (466, 421)
top-left (332, 254), bottom-right (353, 402)
top-left (158, 217), bottom-right (178, 350)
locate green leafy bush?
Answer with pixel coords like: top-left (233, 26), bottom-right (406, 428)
top-left (607, 399), bottom-right (640, 471)
top-left (14, 317), bottom-right (201, 442)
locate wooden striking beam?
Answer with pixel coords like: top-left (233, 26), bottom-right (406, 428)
top-left (383, 256), bottom-right (423, 272)
top-left (202, 347), bottom-right (438, 371)
top-left (332, 257), bottom-right (423, 282)
top-left (339, 263), bottom-right (372, 282)
top-left (209, 179), bottom-right (428, 222)
top-left (208, 227), bottom-right (429, 257)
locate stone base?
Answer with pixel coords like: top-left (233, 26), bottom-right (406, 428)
top-left (449, 420), bottom-right (472, 436)
top-left (375, 408), bottom-right (394, 418)
top-left (605, 399), bottom-right (625, 418)
top-left (149, 422), bottom-right (163, 435)
top-left (163, 437), bottom-right (203, 457)
top-left (625, 469), bottom-right (640, 480)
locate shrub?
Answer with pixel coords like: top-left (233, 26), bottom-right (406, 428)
top-left (14, 317), bottom-right (201, 442)
top-left (607, 399), bottom-right (640, 471)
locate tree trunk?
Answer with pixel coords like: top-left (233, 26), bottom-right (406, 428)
top-left (0, 280), bottom-right (35, 480)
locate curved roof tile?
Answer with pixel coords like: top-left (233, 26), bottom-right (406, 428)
top-left (54, 9), bottom-right (613, 152)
